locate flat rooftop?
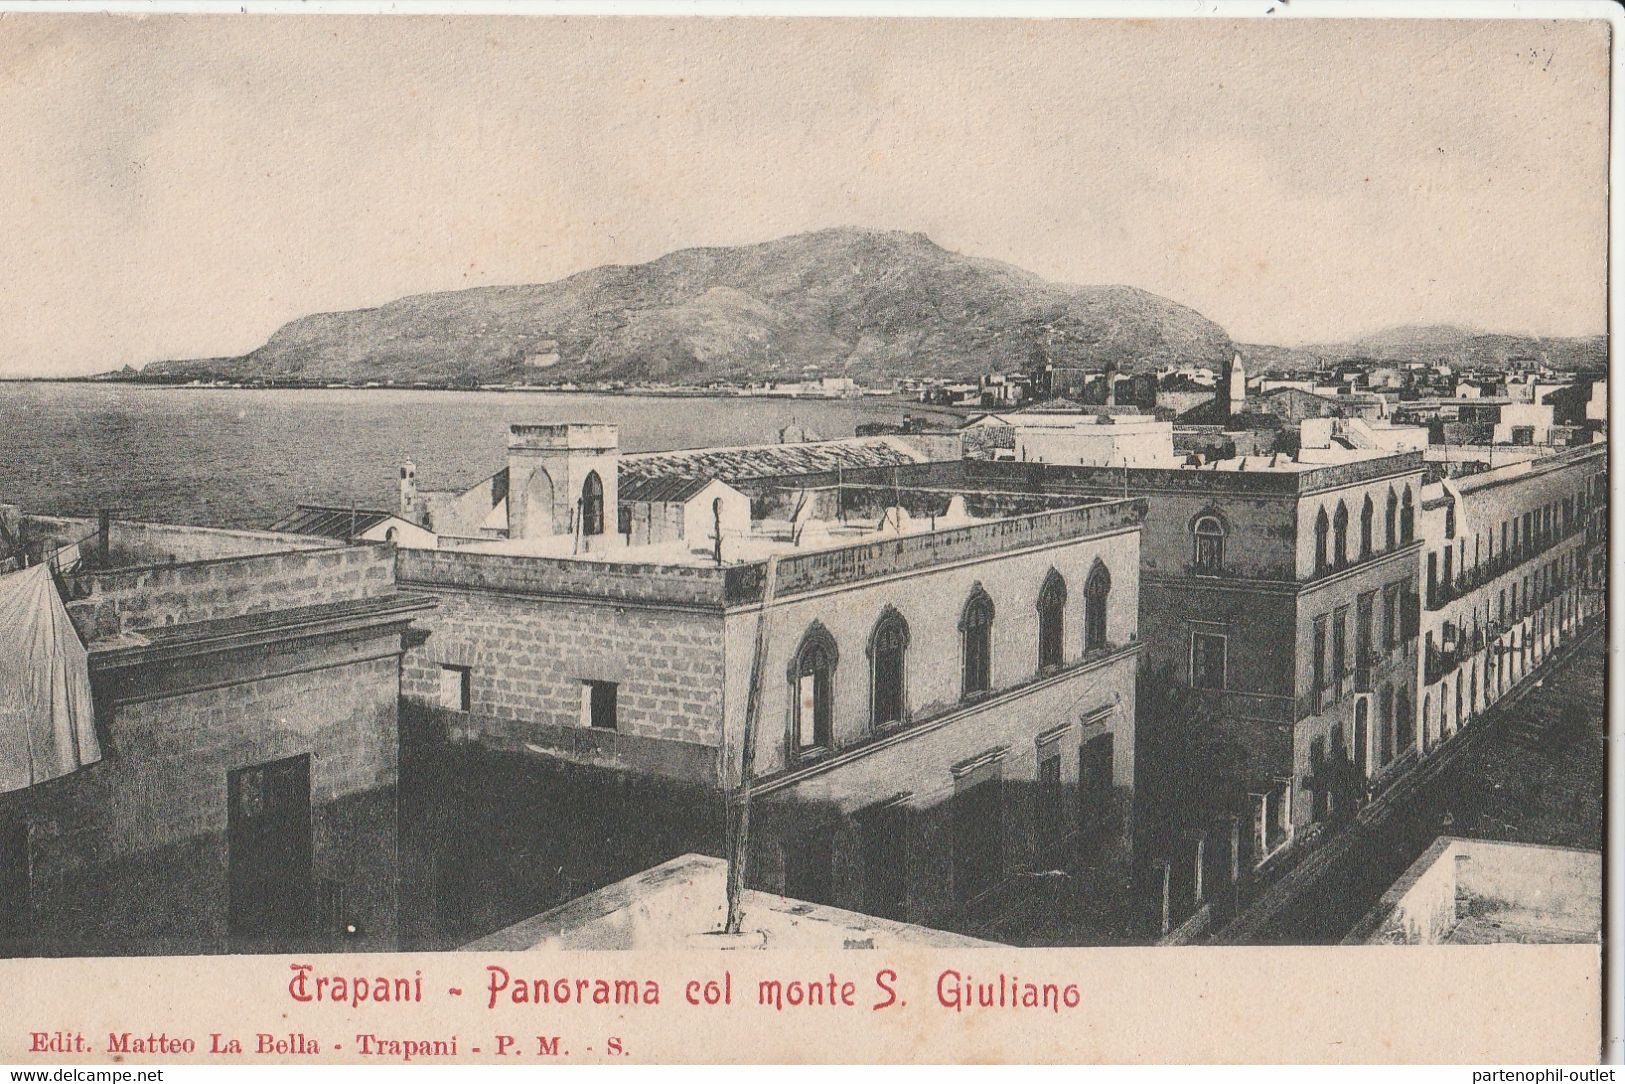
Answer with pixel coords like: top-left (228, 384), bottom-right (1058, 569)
top-left (460, 854), bottom-right (992, 951)
top-left (440, 499), bottom-right (1077, 567)
top-left (1347, 837), bottom-right (1600, 946)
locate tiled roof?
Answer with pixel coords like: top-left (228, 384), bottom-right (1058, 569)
top-left (618, 437), bottom-right (925, 486)
top-left (617, 474), bottom-right (716, 504)
top-left (268, 505), bottom-right (397, 540)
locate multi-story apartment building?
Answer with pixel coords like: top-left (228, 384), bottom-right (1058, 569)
top-left (393, 423), bottom-right (1147, 938)
top-left (1416, 444), bottom-right (1607, 749)
top-left (813, 453), bottom-right (1429, 883)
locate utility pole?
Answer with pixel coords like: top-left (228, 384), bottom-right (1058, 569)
top-left (725, 555), bottom-right (779, 935)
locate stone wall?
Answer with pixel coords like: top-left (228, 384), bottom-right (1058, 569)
top-left (62, 544), bottom-right (396, 641)
top-left (0, 634), bottom-right (403, 957)
top-left (400, 586), bottom-right (728, 782)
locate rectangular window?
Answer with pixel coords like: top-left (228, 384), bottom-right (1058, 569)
top-left (1309, 737), bottom-right (1328, 822)
top-left (1191, 632), bottom-right (1227, 691)
top-left (438, 665), bottom-right (472, 712)
top-left (1312, 616), bottom-right (1327, 692)
top-left (1038, 747), bottom-right (1064, 858)
top-left (1356, 592), bottom-right (1375, 671)
top-left (581, 680), bottom-right (618, 730)
top-left (1331, 607), bottom-right (1349, 701)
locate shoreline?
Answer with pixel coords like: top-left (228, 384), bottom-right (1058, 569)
top-left (0, 378), bottom-right (979, 418)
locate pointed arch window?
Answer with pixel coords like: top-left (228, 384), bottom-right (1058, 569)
top-left (869, 609), bottom-right (910, 727)
top-left (1193, 514), bottom-right (1225, 574)
top-left (1360, 496), bottom-right (1374, 558)
top-left (1314, 507), bottom-right (1331, 574)
top-left (580, 471), bottom-right (605, 536)
top-left (1385, 488), bottom-right (1399, 550)
top-left (1036, 570), bottom-right (1067, 672)
top-left (1400, 487), bottom-right (1415, 544)
top-left (1083, 561), bottom-right (1111, 653)
top-left (1332, 501), bottom-right (1349, 567)
top-left (789, 624), bottom-right (837, 756)
top-left (960, 587), bottom-right (995, 698)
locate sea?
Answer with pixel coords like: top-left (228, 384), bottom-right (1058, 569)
top-left (0, 382), bottom-right (926, 527)
top-left (0, 380), bottom-right (935, 952)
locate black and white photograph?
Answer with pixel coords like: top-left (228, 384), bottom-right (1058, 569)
top-left (0, 3), bottom-right (1613, 1066)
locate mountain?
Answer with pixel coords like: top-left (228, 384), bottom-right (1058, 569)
top-left (142, 228), bottom-right (1234, 385)
top-left (1239, 325), bottom-right (1606, 375)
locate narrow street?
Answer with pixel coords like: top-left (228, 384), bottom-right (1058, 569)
top-left (1212, 622), bottom-right (1606, 945)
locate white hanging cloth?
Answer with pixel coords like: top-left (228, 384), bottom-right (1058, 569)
top-left (0, 563), bottom-right (101, 793)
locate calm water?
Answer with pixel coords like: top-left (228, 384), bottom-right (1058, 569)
top-left (0, 383), bottom-right (920, 527)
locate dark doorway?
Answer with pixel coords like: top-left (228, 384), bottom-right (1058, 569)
top-left (228, 754), bottom-right (313, 952)
top-left (1078, 734), bottom-right (1114, 859)
top-left (783, 829), bottom-right (834, 906)
top-left (0, 816), bottom-right (30, 952)
top-left (858, 803), bottom-right (907, 921)
top-left (1354, 699), bottom-right (1370, 779)
top-left (952, 777), bottom-right (1003, 904)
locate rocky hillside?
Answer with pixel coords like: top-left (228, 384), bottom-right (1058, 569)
top-left (144, 228), bottom-right (1235, 384)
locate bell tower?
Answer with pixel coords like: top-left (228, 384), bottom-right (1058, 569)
top-left (505, 423), bottom-right (620, 546)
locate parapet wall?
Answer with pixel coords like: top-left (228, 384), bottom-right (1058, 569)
top-left (398, 498), bottom-right (1145, 609)
top-left (64, 544), bottom-right (396, 642)
top-left (22, 514), bottom-right (338, 565)
top-left (737, 498), bottom-right (1145, 602)
top-left (397, 547), bottom-right (733, 607)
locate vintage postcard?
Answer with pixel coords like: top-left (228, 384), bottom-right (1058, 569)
top-left (0, 2), bottom-right (1613, 1066)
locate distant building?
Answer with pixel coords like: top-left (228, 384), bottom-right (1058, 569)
top-left (270, 501), bottom-right (438, 548)
top-left (964, 409), bottom-right (1176, 468)
top-left (1415, 444), bottom-right (1605, 751)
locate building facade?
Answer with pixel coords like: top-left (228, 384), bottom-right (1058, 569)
top-left (1416, 444), bottom-right (1607, 752)
top-left (392, 426), bottom-right (1147, 938)
top-left (0, 514), bottom-right (431, 956)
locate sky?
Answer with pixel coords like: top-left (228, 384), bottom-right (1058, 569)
top-left (0, 14), bottom-right (1610, 377)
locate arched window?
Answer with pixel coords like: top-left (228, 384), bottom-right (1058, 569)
top-left (1396, 687), bottom-right (1412, 752)
top-left (1360, 496), bottom-right (1374, 558)
top-left (1400, 487), bottom-right (1415, 543)
top-left (1314, 507), bottom-right (1331, 574)
top-left (1444, 496), bottom-right (1456, 540)
top-left (1385, 488), bottom-right (1398, 550)
top-left (384, 526), bottom-right (399, 543)
top-left (1083, 560), bottom-right (1111, 653)
top-left (960, 587), bottom-right (995, 698)
top-left (869, 608), bottom-right (910, 727)
top-left (580, 471), bottom-right (605, 536)
top-left (1036, 570), bottom-right (1067, 672)
top-left (1193, 514), bottom-right (1225, 574)
top-left (1332, 501), bottom-right (1349, 567)
top-left (789, 624), bottom-right (837, 755)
